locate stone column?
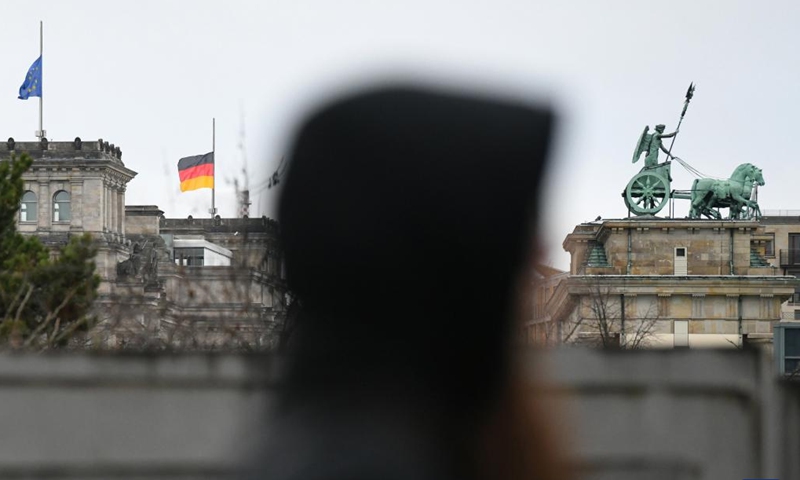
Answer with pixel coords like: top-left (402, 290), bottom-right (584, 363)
top-left (726, 294), bottom-right (739, 319)
top-left (110, 183), bottom-right (117, 235)
top-left (81, 177), bottom-right (103, 233)
top-left (70, 180), bottom-right (83, 231)
top-left (37, 181), bottom-right (50, 231)
top-left (104, 180), bottom-right (111, 232)
top-left (100, 181), bottom-right (106, 232)
top-left (117, 187), bottom-right (124, 235)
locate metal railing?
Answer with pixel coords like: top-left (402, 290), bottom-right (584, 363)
top-left (763, 209), bottom-right (800, 217)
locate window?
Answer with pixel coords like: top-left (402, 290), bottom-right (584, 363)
top-left (789, 234), bottom-right (800, 266)
top-left (676, 248), bottom-right (686, 257)
top-left (775, 325), bottom-right (800, 376)
top-left (174, 247), bottom-right (204, 266)
top-left (790, 273), bottom-right (800, 305)
top-left (52, 190), bottom-right (71, 222)
top-left (784, 329), bottom-right (800, 375)
top-left (20, 191), bottom-right (37, 222)
top-left (765, 234), bottom-right (775, 257)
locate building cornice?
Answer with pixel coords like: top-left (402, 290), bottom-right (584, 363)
top-left (565, 274), bottom-right (798, 298)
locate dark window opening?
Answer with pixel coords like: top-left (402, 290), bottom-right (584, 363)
top-left (765, 235), bottom-right (775, 257)
top-left (174, 247), bottom-right (204, 266)
top-left (785, 329), bottom-right (800, 375)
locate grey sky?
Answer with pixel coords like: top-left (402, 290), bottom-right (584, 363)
top-left (2, 1), bottom-right (798, 269)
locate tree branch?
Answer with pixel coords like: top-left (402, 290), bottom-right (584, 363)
top-left (24, 286), bottom-right (79, 347)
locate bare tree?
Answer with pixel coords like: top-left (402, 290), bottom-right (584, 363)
top-left (69, 224), bottom-right (291, 352)
top-left (561, 276), bottom-right (660, 349)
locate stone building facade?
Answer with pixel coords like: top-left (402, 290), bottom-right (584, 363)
top-left (6, 137), bottom-right (135, 297)
top-left (526, 264), bottom-right (568, 345)
top-left (757, 211), bottom-right (800, 320)
top-left (528, 217), bottom-right (798, 349)
top-left (4, 138), bottom-right (288, 349)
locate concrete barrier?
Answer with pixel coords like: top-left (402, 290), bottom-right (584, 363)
top-left (538, 348), bottom-right (794, 480)
top-left (0, 353), bottom-right (273, 479)
top-left (0, 350), bottom-right (793, 479)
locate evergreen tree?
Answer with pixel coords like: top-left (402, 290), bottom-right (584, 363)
top-left (0, 153), bottom-right (100, 348)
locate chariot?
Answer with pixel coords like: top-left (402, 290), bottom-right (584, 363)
top-left (623, 160), bottom-right (673, 216)
top-left (623, 158), bottom-right (764, 219)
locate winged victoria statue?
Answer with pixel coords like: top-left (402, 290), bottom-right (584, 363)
top-left (632, 124), bottom-right (678, 171)
top-left (624, 121), bottom-right (679, 215)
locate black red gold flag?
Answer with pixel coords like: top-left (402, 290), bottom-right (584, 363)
top-left (178, 152), bottom-right (214, 192)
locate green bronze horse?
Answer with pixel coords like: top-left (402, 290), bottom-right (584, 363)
top-left (689, 163), bottom-right (764, 220)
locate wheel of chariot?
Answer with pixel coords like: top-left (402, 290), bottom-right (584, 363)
top-left (624, 171), bottom-right (669, 215)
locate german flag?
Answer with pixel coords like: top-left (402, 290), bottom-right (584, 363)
top-left (178, 152), bottom-right (214, 192)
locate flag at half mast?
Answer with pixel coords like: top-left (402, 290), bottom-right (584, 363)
top-left (18, 55), bottom-right (42, 100)
top-left (178, 152), bottom-right (214, 191)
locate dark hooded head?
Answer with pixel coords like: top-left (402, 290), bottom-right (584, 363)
top-left (278, 86), bottom-right (554, 404)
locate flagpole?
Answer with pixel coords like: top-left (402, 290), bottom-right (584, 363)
top-left (38, 21), bottom-right (44, 139)
top-left (211, 117), bottom-right (216, 217)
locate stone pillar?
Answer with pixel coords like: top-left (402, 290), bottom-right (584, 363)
top-left (113, 188), bottom-right (118, 234)
top-left (80, 177), bottom-right (103, 233)
top-left (37, 181), bottom-right (50, 231)
top-left (70, 180), bottom-right (83, 231)
top-left (734, 227), bottom-right (754, 273)
top-left (100, 181), bottom-right (106, 232)
top-left (692, 294), bottom-right (706, 320)
top-left (117, 188), bottom-right (124, 235)
top-left (104, 180), bottom-right (111, 232)
top-left (106, 180), bottom-right (116, 233)
top-left (112, 185), bottom-right (118, 235)
top-left (726, 294), bottom-right (739, 320)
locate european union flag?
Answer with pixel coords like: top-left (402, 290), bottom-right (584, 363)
top-left (18, 56), bottom-right (42, 100)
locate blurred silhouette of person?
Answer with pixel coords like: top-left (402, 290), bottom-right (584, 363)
top-left (251, 85), bottom-right (566, 480)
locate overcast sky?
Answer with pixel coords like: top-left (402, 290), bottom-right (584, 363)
top-left (2, 1), bottom-right (798, 269)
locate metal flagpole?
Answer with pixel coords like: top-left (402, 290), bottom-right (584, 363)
top-left (38, 21), bottom-right (44, 139)
top-left (211, 118), bottom-right (216, 217)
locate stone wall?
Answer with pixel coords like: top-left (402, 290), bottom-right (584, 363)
top-left (567, 219), bottom-right (765, 276)
top-left (125, 206), bottom-right (164, 235)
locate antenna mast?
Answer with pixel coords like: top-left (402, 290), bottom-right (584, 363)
top-left (237, 103), bottom-right (251, 218)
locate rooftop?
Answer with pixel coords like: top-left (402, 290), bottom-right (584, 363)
top-left (0, 137), bottom-right (124, 164)
top-left (160, 216), bottom-right (280, 235)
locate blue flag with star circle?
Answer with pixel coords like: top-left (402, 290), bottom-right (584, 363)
top-left (18, 56), bottom-right (42, 100)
